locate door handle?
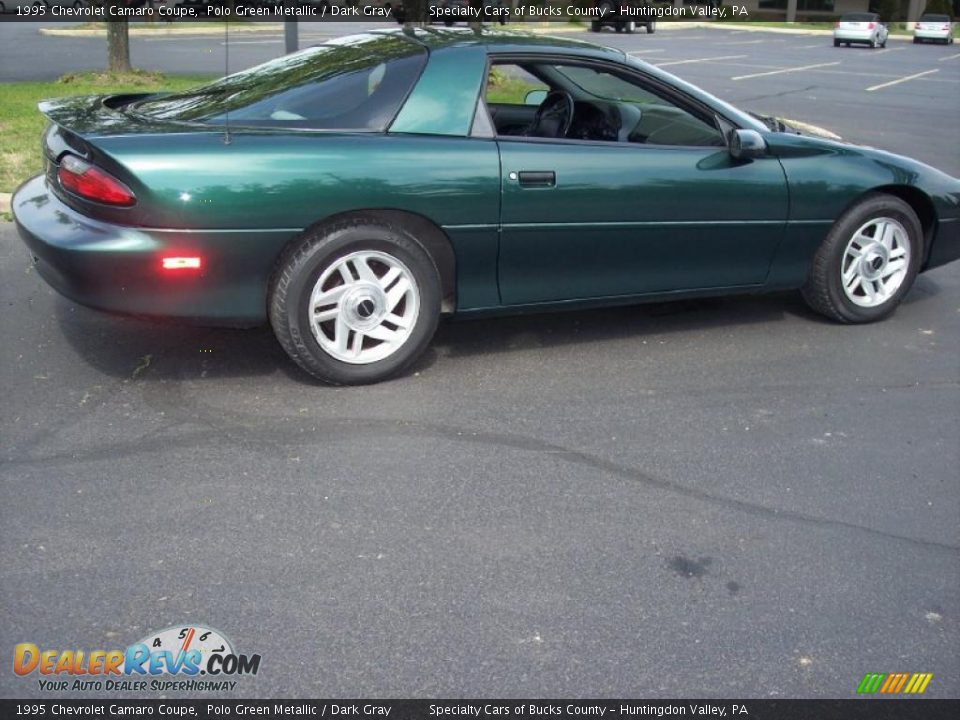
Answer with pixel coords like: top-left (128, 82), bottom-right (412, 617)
top-left (517, 171), bottom-right (556, 188)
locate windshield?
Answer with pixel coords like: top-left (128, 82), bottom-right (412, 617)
top-left (133, 34), bottom-right (427, 131)
top-left (553, 65), bottom-right (666, 106)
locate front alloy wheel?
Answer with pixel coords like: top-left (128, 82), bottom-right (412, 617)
top-left (839, 217), bottom-right (911, 308)
top-left (802, 194), bottom-right (921, 324)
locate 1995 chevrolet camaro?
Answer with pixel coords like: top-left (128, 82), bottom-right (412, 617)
top-left (13, 29), bottom-right (960, 384)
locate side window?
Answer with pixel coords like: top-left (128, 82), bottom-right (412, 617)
top-left (485, 64), bottom-right (549, 106)
top-left (483, 59), bottom-right (724, 148)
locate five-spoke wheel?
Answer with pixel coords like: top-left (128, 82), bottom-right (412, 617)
top-left (839, 217), bottom-right (911, 308)
top-left (308, 250), bottom-right (420, 365)
top-left (269, 219), bottom-right (441, 385)
top-left (803, 194), bottom-right (921, 323)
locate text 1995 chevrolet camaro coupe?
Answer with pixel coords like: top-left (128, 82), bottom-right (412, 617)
top-left (13, 29), bottom-right (960, 384)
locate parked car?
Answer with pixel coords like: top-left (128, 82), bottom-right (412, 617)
top-left (834, 13), bottom-right (888, 48)
top-left (913, 13), bottom-right (955, 44)
top-left (12, 30), bottom-right (960, 384)
top-left (590, 0), bottom-right (656, 34)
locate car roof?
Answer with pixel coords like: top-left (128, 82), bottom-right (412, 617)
top-left (370, 27), bottom-right (626, 60)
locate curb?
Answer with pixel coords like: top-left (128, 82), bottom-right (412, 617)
top-left (0, 193), bottom-right (11, 215)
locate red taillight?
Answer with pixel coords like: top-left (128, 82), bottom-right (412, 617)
top-left (868, 22), bottom-right (875, 29)
top-left (161, 257), bottom-right (202, 271)
top-left (835, 21), bottom-right (840, 27)
top-left (57, 154), bottom-right (136, 207)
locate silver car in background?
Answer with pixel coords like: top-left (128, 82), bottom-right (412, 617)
top-left (834, 12), bottom-right (889, 48)
top-left (914, 14), bottom-right (955, 44)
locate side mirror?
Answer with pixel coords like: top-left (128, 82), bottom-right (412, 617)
top-left (729, 128), bottom-right (767, 160)
top-left (524, 89), bottom-right (548, 106)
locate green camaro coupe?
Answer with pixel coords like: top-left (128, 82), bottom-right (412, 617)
top-left (13, 29), bottom-right (960, 384)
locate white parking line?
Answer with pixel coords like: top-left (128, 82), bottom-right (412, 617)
top-left (219, 39), bottom-right (284, 45)
top-left (627, 49), bottom-right (666, 55)
top-left (655, 55), bottom-right (747, 67)
top-left (871, 47), bottom-right (907, 55)
top-left (731, 61), bottom-right (841, 81)
top-left (797, 43), bottom-right (826, 48)
top-left (719, 39), bottom-right (771, 46)
top-left (866, 68), bottom-right (939, 92)
top-left (940, 52), bottom-right (960, 61)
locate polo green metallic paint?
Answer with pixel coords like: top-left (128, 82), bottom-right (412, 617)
top-left (12, 28), bottom-right (960, 332)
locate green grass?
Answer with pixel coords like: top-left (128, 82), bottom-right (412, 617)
top-left (0, 71), bottom-right (213, 194)
top-left (485, 68), bottom-right (547, 105)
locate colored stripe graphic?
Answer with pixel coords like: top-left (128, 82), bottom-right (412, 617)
top-left (857, 673), bottom-right (885, 694)
top-left (857, 672), bottom-right (932, 694)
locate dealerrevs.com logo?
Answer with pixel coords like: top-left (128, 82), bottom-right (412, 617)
top-left (13, 625), bottom-right (261, 692)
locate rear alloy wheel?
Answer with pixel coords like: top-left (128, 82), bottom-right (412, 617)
top-left (802, 194), bottom-right (921, 323)
top-left (269, 219), bottom-right (441, 385)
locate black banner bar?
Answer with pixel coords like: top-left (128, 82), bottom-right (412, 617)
top-left (2, 700), bottom-right (960, 720)
top-left (0, 0), bottom-right (767, 24)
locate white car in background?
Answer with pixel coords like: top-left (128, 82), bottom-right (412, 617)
top-left (914, 14), bottom-right (955, 44)
top-left (834, 12), bottom-right (889, 48)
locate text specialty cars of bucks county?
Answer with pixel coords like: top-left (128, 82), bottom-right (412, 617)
top-left (12, 29), bottom-right (960, 385)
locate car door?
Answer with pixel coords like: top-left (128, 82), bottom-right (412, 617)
top-left (490, 59), bottom-right (790, 306)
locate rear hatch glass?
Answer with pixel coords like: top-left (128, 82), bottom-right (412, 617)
top-left (132, 34), bottom-right (426, 132)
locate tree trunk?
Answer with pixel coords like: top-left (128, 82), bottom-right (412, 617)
top-left (403, 0), bottom-right (427, 27)
top-left (107, 20), bottom-right (131, 73)
top-left (468, 0), bottom-right (482, 29)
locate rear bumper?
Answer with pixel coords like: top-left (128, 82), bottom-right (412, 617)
top-left (914, 29), bottom-right (951, 40)
top-left (12, 175), bottom-right (294, 325)
top-left (834, 30), bottom-right (877, 42)
top-left (925, 217), bottom-right (960, 271)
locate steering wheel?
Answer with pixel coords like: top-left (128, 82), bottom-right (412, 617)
top-left (528, 90), bottom-right (575, 139)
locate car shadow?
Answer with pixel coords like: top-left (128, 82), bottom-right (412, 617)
top-left (53, 292), bottom-right (786, 384)
top-left (54, 276), bottom-right (942, 385)
top-left (434, 291), bottom-right (803, 360)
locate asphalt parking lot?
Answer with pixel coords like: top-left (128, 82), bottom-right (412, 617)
top-left (1, 21), bottom-right (959, 699)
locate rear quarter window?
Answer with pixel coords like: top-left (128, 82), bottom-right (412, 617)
top-left (134, 34), bottom-right (427, 131)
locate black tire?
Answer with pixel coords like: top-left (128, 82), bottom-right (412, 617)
top-left (913, 37), bottom-right (920, 43)
top-left (646, 21), bottom-right (656, 34)
top-left (834, 39), bottom-right (841, 47)
top-left (624, 21), bottom-right (636, 34)
top-left (269, 218), bottom-right (442, 385)
top-left (590, 20), bottom-right (601, 32)
top-left (801, 194), bottom-right (922, 324)
top-left (615, 23), bottom-right (624, 33)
